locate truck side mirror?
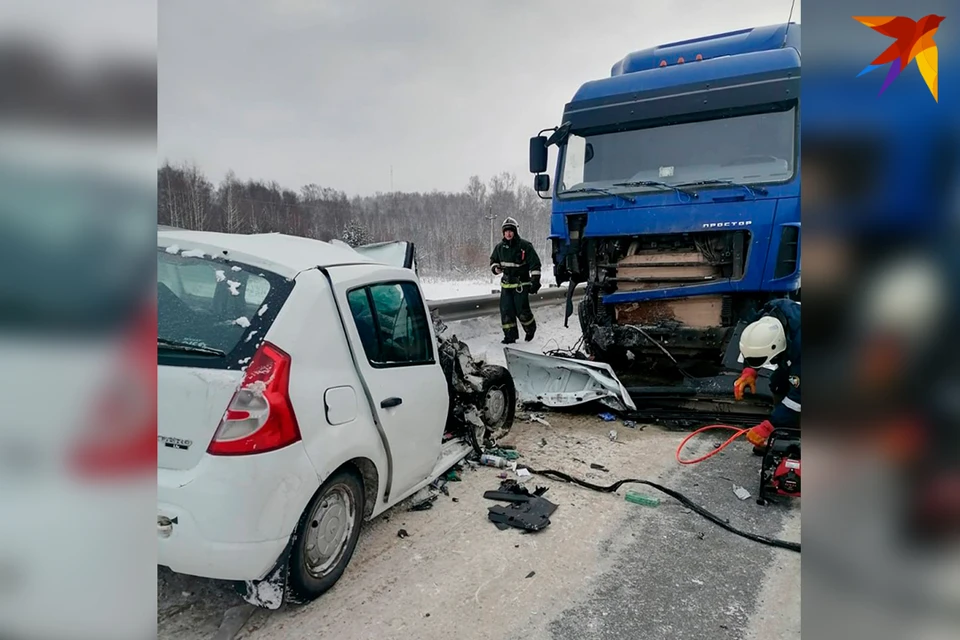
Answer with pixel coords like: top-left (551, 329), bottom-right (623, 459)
top-left (534, 174), bottom-right (550, 193)
top-left (529, 136), bottom-right (548, 174)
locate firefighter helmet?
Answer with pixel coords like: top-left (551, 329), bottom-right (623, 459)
top-left (501, 217), bottom-right (519, 233)
top-left (740, 315), bottom-right (786, 368)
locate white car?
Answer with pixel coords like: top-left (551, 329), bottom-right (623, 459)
top-left (157, 229), bottom-right (514, 607)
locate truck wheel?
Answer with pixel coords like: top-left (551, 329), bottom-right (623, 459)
top-left (288, 469), bottom-right (365, 602)
top-left (478, 365), bottom-right (516, 443)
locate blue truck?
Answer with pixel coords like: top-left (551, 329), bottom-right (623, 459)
top-left (529, 23), bottom-right (800, 379)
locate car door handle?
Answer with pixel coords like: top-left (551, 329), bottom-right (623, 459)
top-left (380, 397), bottom-right (403, 409)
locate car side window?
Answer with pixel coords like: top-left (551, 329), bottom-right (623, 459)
top-left (347, 289), bottom-right (380, 362)
top-left (348, 281), bottom-right (433, 367)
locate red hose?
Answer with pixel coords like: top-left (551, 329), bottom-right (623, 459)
top-left (676, 424), bottom-right (751, 465)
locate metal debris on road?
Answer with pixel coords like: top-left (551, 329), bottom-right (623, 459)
top-left (732, 484), bottom-right (751, 501)
top-left (623, 420), bottom-right (638, 429)
top-left (590, 463), bottom-right (609, 472)
top-left (529, 413), bottom-right (551, 427)
top-left (609, 429), bottom-right (618, 442)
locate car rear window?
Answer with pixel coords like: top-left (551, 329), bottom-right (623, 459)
top-left (157, 248), bottom-right (292, 369)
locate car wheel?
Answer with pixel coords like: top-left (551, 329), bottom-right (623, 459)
top-left (288, 470), bottom-right (365, 602)
top-left (478, 365), bottom-right (516, 443)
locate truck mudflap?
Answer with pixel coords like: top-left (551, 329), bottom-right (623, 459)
top-left (503, 347), bottom-right (637, 412)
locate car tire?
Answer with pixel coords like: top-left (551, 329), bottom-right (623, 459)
top-left (478, 365), bottom-right (516, 443)
top-left (287, 469), bottom-right (365, 602)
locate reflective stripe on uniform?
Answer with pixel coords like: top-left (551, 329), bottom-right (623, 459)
top-left (500, 261), bottom-right (521, 267)
top-left (782, 396), bottom-right (801, 412)
top-left (530, 270), bottom-right (541, 276)
top-left (520, 316), bottom-right (535, 326)
top-left (502, 323), bottom-right (517, 329)
top-left (501, 282), bottom-right (519, 289)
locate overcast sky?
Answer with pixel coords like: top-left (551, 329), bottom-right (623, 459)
top-left (159, 0), bottom-right (801, 196)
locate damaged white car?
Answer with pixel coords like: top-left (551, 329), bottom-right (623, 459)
top-left (157, 230), bottom-right (514, 608)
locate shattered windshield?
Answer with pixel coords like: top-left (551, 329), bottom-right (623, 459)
top-left (558, 104), bottom-right (797, 198)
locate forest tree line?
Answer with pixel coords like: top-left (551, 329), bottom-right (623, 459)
top-left (157, 163), bottom-right (553, 277)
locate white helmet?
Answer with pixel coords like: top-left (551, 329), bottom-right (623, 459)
top-left (740, 316), bottom-right (786, 368)
top-left (502, 217), bottom-right (519, 232)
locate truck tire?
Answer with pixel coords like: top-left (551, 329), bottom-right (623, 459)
top-left (478, 365), bottom-right (516, 443)
top-left (288, 469), bottom-right (365, 602)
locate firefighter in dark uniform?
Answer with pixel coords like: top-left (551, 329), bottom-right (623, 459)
top-left (490, 217), bottom-right (542, 344)
top-left (733, 298), bottom-right (801, 450)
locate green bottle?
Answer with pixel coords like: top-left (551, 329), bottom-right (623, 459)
top-left (625, 490), bottom-right (660, 507)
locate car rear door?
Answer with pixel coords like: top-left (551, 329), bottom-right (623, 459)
top-left (326, 264), bottom-right (446, 497)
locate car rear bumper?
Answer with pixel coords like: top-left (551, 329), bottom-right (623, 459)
top-left (157, 443), bottom-right (320, 581)
top-left (157, 515), bottom-right (290, 581)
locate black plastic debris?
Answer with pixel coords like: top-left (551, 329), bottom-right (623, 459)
top-left (488, 496), bottom-right (558, 532)
top-left (525, 571), bottom-right (536, 579)
top-left (483, 479), bottom-right (548, 503)
top-left (397, 529), bottom-right (410, 539)
top-left (590, 463), bottom-right (609, 472)
top-left (484, 480), bottom-right (556, 531)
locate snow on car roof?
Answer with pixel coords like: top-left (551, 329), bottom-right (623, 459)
top-left (157, 229), bottom-right (376, 277)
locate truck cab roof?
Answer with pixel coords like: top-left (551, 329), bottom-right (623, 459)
top-left (569, 23), bottom-right (800, 107)
top-left (611, 23), bottom-right (800, 77)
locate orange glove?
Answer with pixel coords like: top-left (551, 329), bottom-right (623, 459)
top-left (745, 420), bottom-right (774, 448)
top-left (733, 367), bottom-right (758, 400)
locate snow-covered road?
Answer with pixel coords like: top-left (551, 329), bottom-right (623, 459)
top-left (440, 300), bottom-right (583, 368)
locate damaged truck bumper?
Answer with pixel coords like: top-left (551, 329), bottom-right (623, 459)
top-left (503, 347), bottom-right (637, 412)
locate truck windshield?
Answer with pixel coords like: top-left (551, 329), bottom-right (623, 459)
top-left (558, 105), bottom-right (797, 197)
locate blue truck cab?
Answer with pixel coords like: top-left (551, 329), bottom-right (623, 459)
top-left (529, 23), bottom-right (800, 373)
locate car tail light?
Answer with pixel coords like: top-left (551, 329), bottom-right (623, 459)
top-left (207, 342), bottom-right (301, 456)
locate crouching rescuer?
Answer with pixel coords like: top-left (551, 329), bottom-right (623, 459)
top-left (490, 217), bottom-right (542, 344)
top-left (734, 298), bottom-right (801, 450)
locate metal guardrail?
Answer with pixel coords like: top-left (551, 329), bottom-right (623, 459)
top-left (427, 284), bottom-right (585, 321)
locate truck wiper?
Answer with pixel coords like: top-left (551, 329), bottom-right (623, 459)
top-left (558, 187), bottom-right (636, 204)
top-left (158, 338), bottom-right (226, 357)
top-left (674, 179), bottom-right (768, 196)
top-left (612, 180), bottom-right (698, 199)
